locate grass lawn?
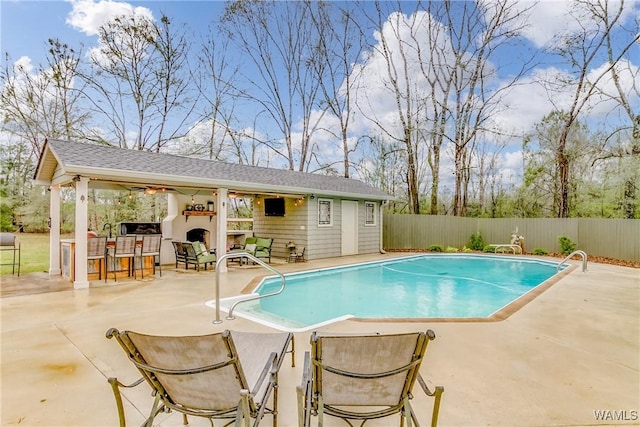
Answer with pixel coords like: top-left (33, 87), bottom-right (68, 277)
top-left (0, 233), bottom-right (70, 275)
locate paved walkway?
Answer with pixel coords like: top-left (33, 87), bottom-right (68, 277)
top-left (1, 255), bottom-right (638, 426)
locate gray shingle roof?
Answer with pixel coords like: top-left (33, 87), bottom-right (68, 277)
top-left (35, 139), bottom-right (390, 200)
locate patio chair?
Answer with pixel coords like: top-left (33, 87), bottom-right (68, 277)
top-left (288, 246), bottom-right (306, 263)
top-left (137, 234), bottom-right (162, 278)
top-left (171, 241), bottom-right (187, 269)
top-left (297, 330), bottom-right (444, 427)
top-left (183, 241), bottom-right (217, 271)
top-left (108, 235), bottom-right (137, 281)
top-left (243, 237), bottom-right (273, 264)
top-left (106, 328), bottom-right (293, 427)
top-left (0, 232), bottom-right (20, 276)
top-left (87, 236), bottom-right (107, 281)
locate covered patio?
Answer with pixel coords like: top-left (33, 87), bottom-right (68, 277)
top-left (33, 139), bottom-right (389, 289)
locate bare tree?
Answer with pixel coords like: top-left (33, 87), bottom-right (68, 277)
top-left (1, 40), bottom-right (90, 227)
top-left (221, 0), bottom-right (325, 171)
top-left (588, 0), bottom-right (639, 218)
top-left (307, 2), bottom-right (365, 178)
top-left (82, 13), bottom-right (194, 150)
top-left (151, 15), bottom-right (197, 152)
top-left (437, 0), bottom-right (535, 216)
top-left (358, 0), bottom-right (534, 215)
top-left (1, 39), bottom-right (88, 157)
top-left (523, 112), bottom-right (596, 217)
top-left (188, 31), bottom-right (240, 161)
top-left (543, 0), bottom-right (638, 217)
top-left (356, 1), bottom-right (423, 213)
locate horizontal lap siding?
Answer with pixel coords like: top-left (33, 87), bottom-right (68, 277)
top-left (359, 201), bottom-right (381, 254)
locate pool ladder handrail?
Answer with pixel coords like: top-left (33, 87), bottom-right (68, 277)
top-left (557, 250), bottom-right (588, 273)
top-left (213, 251), bottom-right (287, 324)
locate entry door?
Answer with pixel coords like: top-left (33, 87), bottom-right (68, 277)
top-left (341, 200), bottom-right (358, 255)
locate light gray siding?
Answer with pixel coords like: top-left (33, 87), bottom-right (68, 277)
top-left (252, 197), bottom-right (383, 261)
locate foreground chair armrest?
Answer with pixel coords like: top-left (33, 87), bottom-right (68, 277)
top-left (106, 328), bottom-right (292, 427)
top-left (297, 330), bottom-right (444, 427)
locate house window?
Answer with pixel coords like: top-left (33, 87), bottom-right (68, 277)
top-left (365, 202), bottom-right (376, 226)
top-left (318, 199), bottom-right (333, 226)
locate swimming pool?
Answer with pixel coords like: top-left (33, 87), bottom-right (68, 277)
top-left (207, 255), bottom-right (569, 332)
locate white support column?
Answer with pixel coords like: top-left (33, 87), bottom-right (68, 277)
top-left (48, 185), bottom-right (61, 275)
top-left (73, 177), bottom-right (90, 289)
top-left (216, 188), bottom-right (228, 273)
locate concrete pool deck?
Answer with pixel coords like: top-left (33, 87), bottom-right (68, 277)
top-left (1, 253), bottom-right (638, 426)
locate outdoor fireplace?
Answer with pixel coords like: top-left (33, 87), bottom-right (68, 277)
top-left (186, 228), bottom-right (209, 244)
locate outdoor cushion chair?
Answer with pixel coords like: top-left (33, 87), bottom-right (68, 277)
top-left (171, 241), bottom-right (187, 269)
top-left (297, 330), bottom-right (444, 427)
top-left (236, 237), bottom-right (272, 264)
top-left (253, 238), bottom-right (273, 263)
top-left (0, 232), bottom-right (20, 276)
top-left (106, 328), bottom-right (294, 427)
top-left (183, 241), bottom-right (216, 271)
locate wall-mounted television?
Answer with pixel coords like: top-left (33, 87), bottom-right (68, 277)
top-left (264, 198), bottom-right (285, 216)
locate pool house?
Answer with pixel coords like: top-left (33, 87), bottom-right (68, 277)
top-left (33, 139), bottom-right (391, 288)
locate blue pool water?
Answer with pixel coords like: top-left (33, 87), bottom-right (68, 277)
top-left (208, 255), bottom-right (566, 331)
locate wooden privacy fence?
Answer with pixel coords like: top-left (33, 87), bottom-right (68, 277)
top-left (382, 215), bottom-right (640, 262)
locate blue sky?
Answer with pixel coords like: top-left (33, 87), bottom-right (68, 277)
top-left (1, 0), bottom-right (639, 181)
top-left (1, 1), bottom-right (227, 64)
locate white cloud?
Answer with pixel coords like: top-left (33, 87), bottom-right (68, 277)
top-left (516, 0), bottom-right (638, 48)
top-left (66, 0), bottom-right (153, 36)
top-left (13, 56), bottom-right (34, 74)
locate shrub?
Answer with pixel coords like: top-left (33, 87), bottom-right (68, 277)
top-left (558, 236), bottom-right (577, 255)
top-left (462, 246), bottom-right (473, 253)
top-left (428, 244), bottom-right (443, 252)
top-left (445, 246), bottom-right (458, 253)
top-left (532, 248), bottom-right (549, 255)
top-left (468, 232), bottom-right (485, 251)
top-left (483, 245), bottom-right (496, 253)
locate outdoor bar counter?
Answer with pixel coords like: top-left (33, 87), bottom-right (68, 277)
top-left (60, 237), bottom-right (154, 282)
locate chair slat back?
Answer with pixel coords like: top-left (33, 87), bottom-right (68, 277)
top-left (114, 235), bottom-right (137, 256)
top-left (141, 234), bottom-right (161, 255)
top-left (115, 330), bottom-right (252, 412)
top-left (87, 236), bottom-right (107, 258)
top-left (312, 331), bottom-right (427, 407)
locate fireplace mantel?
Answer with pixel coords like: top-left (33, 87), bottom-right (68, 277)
top-left (182, 211), bottom-right (217, 222)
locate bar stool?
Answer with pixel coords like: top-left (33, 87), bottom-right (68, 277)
top-left (108, 235), bottom-right (137, 281)
top-left (137, 234), bottom-right (162, 278)
top-left (87, 236), bottom-right (107, 281)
